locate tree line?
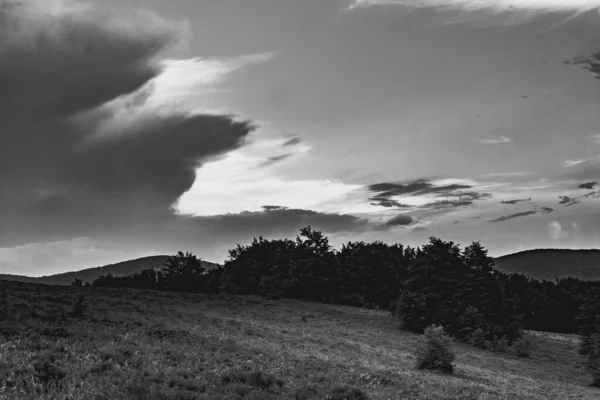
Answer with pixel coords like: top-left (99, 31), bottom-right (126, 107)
top-left (89, 226), bottom-right (600, 385)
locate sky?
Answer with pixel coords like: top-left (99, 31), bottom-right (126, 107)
top-left (1, 0), bottom-right (600, 276)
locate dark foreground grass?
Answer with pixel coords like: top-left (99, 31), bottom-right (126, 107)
top-left (0, 280), bottom-right (597, 399)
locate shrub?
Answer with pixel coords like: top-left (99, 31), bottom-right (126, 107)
top-left (579, 333), bottom-right (600, 387)
top-left (70, 294), bottom-right (86, 318)
top-left (465, 328), bottom-right (489, 350)
top-left (510, 337), bottom-right (533, 358)
top-left (295, 385), bottom-right (319, 400)
top-left (220, 370), bottom-right (284, 389)
top-left (326, 385), bottom-right (369, 400)
top-left (488, 336), bottom-right (509, 353)
top-left (414, 325), bottom-right (455, 373)
top-left (33, 356), bottom-right (67, 383)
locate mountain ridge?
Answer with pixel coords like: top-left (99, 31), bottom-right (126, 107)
top-left (494, 248), bottom-right (600, 281)
top-left (0, 255), bottom-right (221, 286)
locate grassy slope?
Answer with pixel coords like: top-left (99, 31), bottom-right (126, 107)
top-left (0, 256), bottom-right (221, 286)
top-left (494, 249), bottom-right (600, 281)
top-left (0, 280), bottom-right (597, 400)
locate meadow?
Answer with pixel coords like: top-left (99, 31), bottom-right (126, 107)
top-left (0, 280), bottom-right (597, 400)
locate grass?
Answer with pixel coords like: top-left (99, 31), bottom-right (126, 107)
top-left (0, 280), bottom-right (597, 399)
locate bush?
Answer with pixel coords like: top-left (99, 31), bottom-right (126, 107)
top-left (414, 325), bottom-right (455, 373)
top-left (220, 370), bottom-right (284, 389)
top-left (326, 386), bottom-right (369, 400)
top-left (579, 333), bottom-right (600, 387)
top-left (295, 385), bottom-right (319, 400)
top-left (510, 337), bottom-right (533, 358)
top-left (488, 336), bottom-right (509, 353)
top-left (465, 328), bottom-right (489, 350)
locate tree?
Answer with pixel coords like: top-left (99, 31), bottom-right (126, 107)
top-left (71, 277), bottom-right (83, 287)
top-left (394, 237), bottom-right (521, 344)
top-left (414, 325), bottom-right (455, 373)
top-left (162, 251), bottom-right (206, 292)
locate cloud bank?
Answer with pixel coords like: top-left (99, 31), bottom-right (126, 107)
top-left (548, 221), bottom-right (570, 241)
top-left (0, 0), bottom-right (369, 272)
top-left (350, 0), bottom-right (600, 12)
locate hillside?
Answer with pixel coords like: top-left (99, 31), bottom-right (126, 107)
top-left (494, 249), bottom-right (600, 281)
top-left (0, 280), bottom-right (597, 399)
top-left (0, 256), bottom-right (221, 286)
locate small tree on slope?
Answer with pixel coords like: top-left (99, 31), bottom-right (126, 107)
top-left (414, 325), bottom-right (455, 373)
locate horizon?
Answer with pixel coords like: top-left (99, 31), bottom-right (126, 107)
top-left (1, 0), bottom-right (600, 277)
top-left (7, 244), bottom-right (600, 279)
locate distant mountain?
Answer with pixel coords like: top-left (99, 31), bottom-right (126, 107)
top-left (0, 255), bottom-right (221, 286)
top-left (494, 249), bottom-right (600, 281)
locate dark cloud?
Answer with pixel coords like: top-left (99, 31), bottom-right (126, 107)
top-left (0, 2), bottom-right (182, 126)
top-left (422, 200), bottom-right (473, 210)
top-left (368, 180), bottom-right (473, 198)
top-left (579, 182), bottom-right (598, 190)
top-left (367, 179), bottom-right (483, 213)
top-left (0, 2), bottom-right (255, 249)
top-left (501, 198), bottom-right (531, 205)
top-left (180, 208), bottom-right (371, 238)
top-left (488, 211), bottom-right (537, 223)
top-left (257, 153), bottom-right (293, 168)
top-left (282, 137), bottom-right (302, 147)
top-left (443, 192), bottom-right (492, 201)
top-left (420, 184), bottom-right (473, 195)
top-left (536, 206), bottom-right (554, 214)
top-left (385, 214), bottom-right (415, 227)
top-left (558, 196), bottom-right (579, 206)
top-left (562, 160), bottom-right (600, 181)
top-left (367, 180), bottom-right (432, 197)
top-left (369, 198), bottom-right (414, 208)
top-left (570, 51), bottom-right (600, 79)
top-left (262, 206), bottom-right (287, 211)
top-left (582, 191), bottom-right (600, 200)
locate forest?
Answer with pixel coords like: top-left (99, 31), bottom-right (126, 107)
top-left (90, 227), bottom-right (600, 385)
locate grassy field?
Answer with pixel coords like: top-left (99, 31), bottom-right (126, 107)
top-left (0, 280), bottom-right (597, 399)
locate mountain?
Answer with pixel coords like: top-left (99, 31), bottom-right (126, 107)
top-left (0, 255), bottom-right (221, 286)
top-left (494, 248), bottom-right (600, 281)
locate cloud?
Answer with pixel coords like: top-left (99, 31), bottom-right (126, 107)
top-left (178, 208), bottom-right (373, 238)
top-left (367, 179), bottom-right (472, 198)
top-left (0, 0), bottom-right (286, 255)
top-left (350, 0), bottom-right (600, 13)
top-left (562, 159), bottom-right (592, 168)
top-left (282, 137), bottom-right (302, 147)
top-left (370, 198), bottom-right (414, 208)
top-left (489, 211), bottom-right (537, 223)
top-left (367, 180), bottom-right (432, 197)
top-left (481, 172), bottom-right (534, 178)
top-left (570, 52), bottom-right (600, 79)
top-left (386, 214), bottom-right (416, 226)
top-left (591, 134), bottom-right (600, 144)
top-left (0, 237), bottom-right (154, 276)
top-left (558, 196), bottom-right (578, 206)
top-left (548, 221), bottom-right (569, 241)
top-left (366, 179), bottom-right (492, 219)
top-left (536, 206), bottom-right (554, 214)
top-left (472, 136), bottom-right (512, 144)
top-left (422, 199), bottom-right (474, 209)
top-left (501, 198), bottom-right (532, 205)
top-left (561, 157), bottom-right (600, 181)
top-left (174, 137), bottom-right (365, 216)
top-left (256, 153), bottom-right (294, 168)
top-left (579, 181), bottom-right (598, 190)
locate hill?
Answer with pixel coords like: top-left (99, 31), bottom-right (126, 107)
top-left (0, 280), bottom-right (597, 399)
top-left (494, 249), bottom-right (600, 281)
top-left (0, 255), bottom-right (221, 286)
